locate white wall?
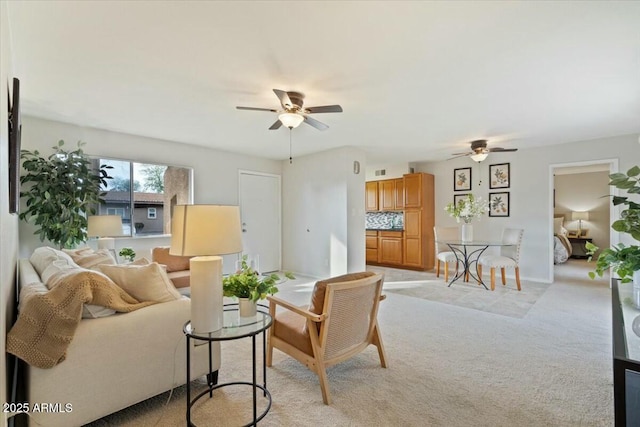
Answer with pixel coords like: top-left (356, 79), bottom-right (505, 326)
top-left (18, 116), bottom-right (282, 272)
top-left (555, 171), bottom-right (610, 252)
top-left (414, 134), bottom-right (640, 283)
top-left (1, 0), bottom-right (19, 418)
top-left (282, 146), bottom-right (366, 278)
top-left (365, 162), bottom-right (411, 181)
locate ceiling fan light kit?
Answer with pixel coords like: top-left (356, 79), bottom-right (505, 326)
top-left (278, 112), bottom-right (304, 129)
top-left (237, 88), bottom-right (342, 131)
top-left (470, 152), bottom-right (489, 163)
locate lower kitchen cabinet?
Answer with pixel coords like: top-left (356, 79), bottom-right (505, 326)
top-left (378, 231), bottom-right (403, 265)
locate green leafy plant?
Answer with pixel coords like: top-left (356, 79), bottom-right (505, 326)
top-left (223, 255), bottom-right (295, 302)
top-left (588, 166), bottom-right (640, 282)
top-left (20, 140), bottom-right (112, 249)
top-left (119, 247), bottom-right (136, 262)
top-left (444, 194), bottom-right (489, 224)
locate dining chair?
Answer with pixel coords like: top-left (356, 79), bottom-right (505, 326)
top-left (434, 226), bottom-right (460, 282)
top-left (266, 272), bottom-right (386, 405)
top-left (478, 228), bottom-right (524, 291)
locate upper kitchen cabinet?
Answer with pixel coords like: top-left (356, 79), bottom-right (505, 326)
top-left (403, 173), bottom-right (423, 208)
top-left (379, 179), bottom-right (397, 211)
top-left (394, 178), bottom-right (404, 209)
top-left (366, 181), bottom-right (379, 212)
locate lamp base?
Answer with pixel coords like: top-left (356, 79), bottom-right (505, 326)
top-left (190, 256), bottom-right (224, 333)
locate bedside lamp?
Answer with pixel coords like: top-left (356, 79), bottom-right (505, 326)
top-left (170, 205), bottom-right (242, 333)
top-left (87, 215), bottom-right (123, 258)
top-left (571, 211), bottom-right (590, 236)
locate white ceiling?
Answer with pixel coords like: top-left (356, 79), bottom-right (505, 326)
top-left (5, 1), bottom-right (640, 163)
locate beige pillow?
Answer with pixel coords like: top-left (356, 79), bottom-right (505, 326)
top-left (30, 247), bottom-right (77, 277)
top-left (66, 248), bottom-right (116, 270)
top-left (98, 262), bottom-right (181, 303)
top-left (553, 217), bottom-right (564, 235)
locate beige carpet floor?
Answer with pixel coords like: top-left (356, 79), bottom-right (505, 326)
top-left (86, 259), bottom-right (613, 426)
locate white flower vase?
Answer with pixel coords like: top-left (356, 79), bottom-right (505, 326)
top-left (461, 223), bottom-right (473, 242)
top-left (238, 298), bottom-right (257, 317)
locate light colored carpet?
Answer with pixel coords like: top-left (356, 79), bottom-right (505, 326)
top-left (370, 265), bottom-right (550, 318)
top-left (87, 259), bottom-right (613, 426)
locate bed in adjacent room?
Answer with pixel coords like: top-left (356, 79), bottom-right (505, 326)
top-left (553, 216), bottom-right (572, 264)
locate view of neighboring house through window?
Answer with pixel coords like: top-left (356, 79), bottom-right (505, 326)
top-left (92, 158), bottom-right (192, 237)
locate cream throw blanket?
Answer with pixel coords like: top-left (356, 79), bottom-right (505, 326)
top-left (7, 270), bottom-right (155, 369)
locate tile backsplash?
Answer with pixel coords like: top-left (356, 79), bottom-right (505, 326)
top-left (366, 211), bottom-right (404, 229)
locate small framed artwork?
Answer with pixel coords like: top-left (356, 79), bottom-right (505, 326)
top-left (579, 229), bottom-right (590, 238)
top-left (489, 192), bottom-right (510, 217)
top-left (567, 230), bottom-right (579, 238)
top-left (489, 163), bottom-right (510, 189)
top-left (454, 167), bottom-right (472, 191)
top-left (454, 193), bottom-right (471, 206)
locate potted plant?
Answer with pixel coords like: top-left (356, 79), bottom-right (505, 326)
top-left (444, 194), bottom-right (489, 242)
top-left (587, 166), bottom-right (640, 284)
top-left (223, 255), bottom-right (294, 316)
top-left (20, 140), bottom-right (112, 248)
top-left (119, 247), bottom-right (136, 263)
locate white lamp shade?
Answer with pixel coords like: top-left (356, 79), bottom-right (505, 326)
top-left (87, 215), bottom-right (123, 237)
top-left (170, 205), bottom-right (243, 256)
top-left (571, 211), bottom-right (590, 221)
top-left (470, 153), bottom-right (488, 163)
top-left (278, 112), bottom-right (304, 129)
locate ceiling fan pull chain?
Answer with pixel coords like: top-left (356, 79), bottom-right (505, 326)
top-left (289, 128), bottom-right (293, 164)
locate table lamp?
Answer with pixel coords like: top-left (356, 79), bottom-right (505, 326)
top-left (170, 205), bottom-right (242, 333)
top-left (87, 215), bottom-right (123, 259)
top-left (571, 211), bottom-right (590, 235)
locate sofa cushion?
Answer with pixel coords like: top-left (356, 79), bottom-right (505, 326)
top-left (167, 270), bottom-right (190, 289)
top-left (29, 247), bottom-right (77, 277)
top-left (98, 262), bottom-right (182, 303)
top-left (151, 246), bottom-right (191, 272)
top-left (65, 248), bottom-right (116, 270)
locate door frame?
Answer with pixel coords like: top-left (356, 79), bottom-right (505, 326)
top-left (548, 158), bottom-right (619, 282)
top-left (238, 170), bottom-right (282, 272)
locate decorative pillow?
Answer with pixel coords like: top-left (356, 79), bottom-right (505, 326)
top-left (130, 257), bottom-right (150, 265)
top-left (97, 262), bottom-right (181, 303)
top-left (29, 247), bottom-right (77, 277)
top-left (66, 248), bottom-right (116, 270)
top-left (151, 247), bottom-right (192, 272)
top-left (553, 217), bottom-right (564, 235)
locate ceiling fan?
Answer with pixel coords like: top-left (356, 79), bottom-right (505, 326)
top-left (236, 89), bottom-right (343, 131)
top-left (451, 139), bottom-right (518, 162)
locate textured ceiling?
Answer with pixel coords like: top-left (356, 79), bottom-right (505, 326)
top-left (6, 1), bottom-right (640, 163)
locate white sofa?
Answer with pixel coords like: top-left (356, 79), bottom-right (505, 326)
top-left (18, 255), bottom-right (220, 427)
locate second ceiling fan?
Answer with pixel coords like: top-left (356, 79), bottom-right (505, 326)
top-left (236, 89), bottom-right (343, 131)
top-left (451, 139), bottom-right (518, 162)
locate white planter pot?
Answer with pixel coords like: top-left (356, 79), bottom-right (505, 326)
top-left (238, 298), bottom-right (257, 317)
top-left (461, 223), bottom-right (473, 242)
top-left (633, 271), bottom-right (640, 309)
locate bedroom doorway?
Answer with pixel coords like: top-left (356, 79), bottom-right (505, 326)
top-left (550, 159), bottom-right (618, 281)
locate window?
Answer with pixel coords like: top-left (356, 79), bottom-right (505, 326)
top-left (93, 158), bottom-right (191, 236)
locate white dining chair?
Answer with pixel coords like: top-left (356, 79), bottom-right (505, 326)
top-left (434, 226), bottom-right (460, 282)
top-left (478, 228), bottom-right (524, 291)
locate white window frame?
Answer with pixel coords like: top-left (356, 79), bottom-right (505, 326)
top-left (147, 207), bottom-right (157, 219)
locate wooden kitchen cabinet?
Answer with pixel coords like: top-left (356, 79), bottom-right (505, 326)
top-left (379, 180), bottom-right (396, 211)
top-left (394, 178), bottom-right (404, 209)
top-left (403, 173), bottom-right (422, 208)
top-left (366, 181), bottom-right (379, 212)
top-left (366, 230), bottom-right (378, 263)
top-left (378, 231), bottom-right (403, 265)
top-left (403, 209), bottom-right (423, 267)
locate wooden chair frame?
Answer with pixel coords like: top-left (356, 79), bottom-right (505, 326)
top-left (267, 274), bottom-right (387, 405)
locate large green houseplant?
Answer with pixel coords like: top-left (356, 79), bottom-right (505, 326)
top-left (587, 166), bottom-right (640, 283)
top-left (20, 140), bottom-right (112, 248)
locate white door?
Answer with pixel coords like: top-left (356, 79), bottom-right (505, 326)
top-left (239, 171), bottom-right (281, 273)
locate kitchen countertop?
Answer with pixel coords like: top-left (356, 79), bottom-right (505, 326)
top-left (366, 227), bottom-right (404, 231)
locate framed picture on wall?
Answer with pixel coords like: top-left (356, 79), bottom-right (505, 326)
top-left (489, 192), bottom-right (510, 217)
top-left (454, 193), bottom-right (471, 206)
top-left (489, 163), bottom-right (510, 189)
top-left (454, 167), bottom-right (472, 191)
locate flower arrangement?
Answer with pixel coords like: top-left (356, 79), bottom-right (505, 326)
top-left (118, 247), bottom-right (136, 262)
top-left (223, 255), bottom-right (295, 302)
top-left (445, 194), bottom-right (489, 224)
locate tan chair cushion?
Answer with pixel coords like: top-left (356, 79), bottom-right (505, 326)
top-left (308, 271), bottom-right (377, 315)
top-left (151, 247), bottom-right (191, 272)
top-left (273, 310), bottom-right (313, 356)
top-left (167, 270), bottom-right (190, 289)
